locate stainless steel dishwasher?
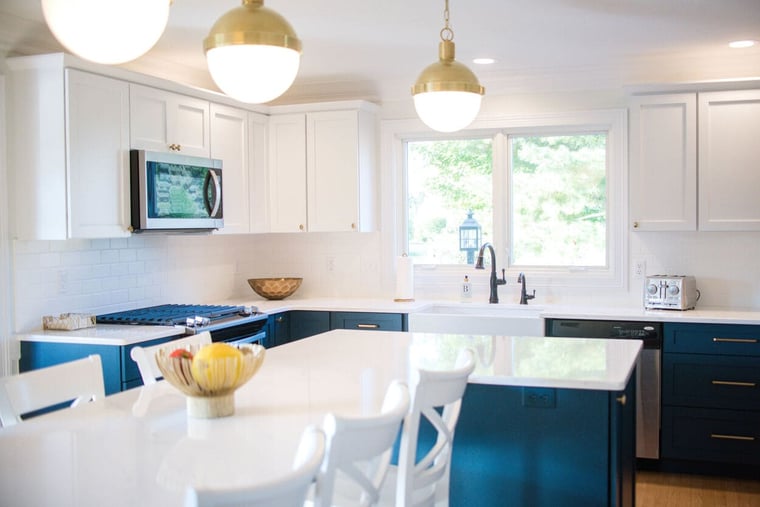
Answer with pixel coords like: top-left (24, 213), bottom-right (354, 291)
top-left (545, 318), bottom-right (662, 460)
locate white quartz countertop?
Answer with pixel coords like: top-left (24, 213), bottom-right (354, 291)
top-left (17, 324), bottom-right (185, 346)
top-left (16, 297), bottom-right (760, 347)
top-left (0, 329), bottom-right (639, 507)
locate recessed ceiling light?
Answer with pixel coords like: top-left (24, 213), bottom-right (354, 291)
top-left (473, 57), bottom-right (496, 65)
top-left (728, 40), bottom-right (757, 49)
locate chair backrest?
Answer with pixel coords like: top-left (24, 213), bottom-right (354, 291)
top-left (130, 331), bottom-right (212, 385)
top-left (0, 354), bottom-right (105, 427)
top-left (314, 379), bottom-right (411, 507)
top-left (395, 349), bottom-right (476, 507)
top-left (185, 425), bottom-right (326, 507)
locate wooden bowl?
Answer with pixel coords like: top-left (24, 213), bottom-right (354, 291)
top-left (247, 277), bottom-right (302, 300)
top-left (155, 343), bottom-right (265, 418)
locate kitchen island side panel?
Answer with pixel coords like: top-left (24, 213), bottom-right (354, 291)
top-left (451, 381), bottom-right (632, 507)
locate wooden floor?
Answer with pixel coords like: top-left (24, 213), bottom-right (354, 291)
top-left (637, 471), bottom-right (760, 507)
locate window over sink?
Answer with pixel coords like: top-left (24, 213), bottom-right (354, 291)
top-left (390, 109), bottom-right (627, 289)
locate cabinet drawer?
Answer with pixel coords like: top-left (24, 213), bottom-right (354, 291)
top-left (330, 312), bottom-right (404, 332)
top-left (664, 323), bottom-right (760, 356)
top-left (662, 406), bottom-right (760, 465)
top-left (663, 353), bottom-right (760, 409)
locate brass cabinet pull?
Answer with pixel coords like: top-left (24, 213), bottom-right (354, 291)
top-left (710, 433), bottom-right (756, 442)
top-left (299, 224), bottom-right (305, 231)
top-left (633, 221), bottom-right (639, 229)
top-left (168, 143), bottom-right (181, 151)
top-left (357, 323), bottom-right (380, 329)
top-left (616, 394), bottom-right (627, 406)
top-left (713, 337), bottom-right (758, 344)
top-left (711, 380), bottom-right (757, 387)
top-left (275, 316), bottom-right (284, 323)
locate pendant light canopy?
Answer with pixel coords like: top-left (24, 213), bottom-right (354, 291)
top-left (204, 0), bottom-right (302, 104)
top-left (412, 0), bottom-right (484, 132)
top-left (41, 0), bottom-right (170, 65)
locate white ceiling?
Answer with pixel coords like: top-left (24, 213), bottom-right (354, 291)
top-left (1, 0), bottom-right (759, 104)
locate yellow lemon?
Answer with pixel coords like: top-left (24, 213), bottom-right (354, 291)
top-left (190, 342), bottom-right (243, 390)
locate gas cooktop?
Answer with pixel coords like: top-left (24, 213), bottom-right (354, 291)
top-left (96, 304), bottom-right (258, 326)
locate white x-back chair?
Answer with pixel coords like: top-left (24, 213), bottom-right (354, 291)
top-left (130, 331), bottom-right (212, 385)
top-left (184, 425), bottom-right (326, 507)
top-left (313, 379), bottom-right (411, 507)
top-left (0, 354), bottom-right (105, 427)
top-left (381, 348), bottom-right (476, 507)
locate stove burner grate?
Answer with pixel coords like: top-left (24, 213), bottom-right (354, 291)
top-left (96, 304), bottom-right (246, 326)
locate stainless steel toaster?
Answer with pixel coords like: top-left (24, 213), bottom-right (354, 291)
top-left (644, 275), bottom-right (698, 310)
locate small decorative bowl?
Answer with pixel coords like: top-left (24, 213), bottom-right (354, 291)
top-left (155, 343), bottom-right (266, 418)
top-left (248, 277), bottom-right (303, 300)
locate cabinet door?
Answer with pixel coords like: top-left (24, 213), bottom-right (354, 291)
top-left (268, 113), bottom-right (307, 232)
top-left (130, 84), bottom-right (210, 157)
top-left (698, 90), bottom-right (760, 231)
top-left (629, 93), bottom-right (697, 231)
top-left (66, 70), bottom-right (131, 238)
top-left (307, 110), bottom-right (361, 232)
top-left (249, 112), bottom-right (269, 233)
top-left (210, 103), bottom-right (250, 234)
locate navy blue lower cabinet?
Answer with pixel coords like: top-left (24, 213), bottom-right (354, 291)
top-left (20, 336), bottom-right (174, 394)
top-left (450, 377), bottom-right (635, 507)
top-left (289, 311), bottom-right (331, 342)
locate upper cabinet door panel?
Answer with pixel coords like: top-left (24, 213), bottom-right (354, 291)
top-left (307, 110), bottom-right (360, 232)
top-left (129, 84), bottom-right (210, 157)
top-left (268, 113), bottom-right (307, 232)
top-left (629, 93), bottom-right (697, 231)
top-left (698, 90), bottom-right (760, 231)
top-left (66, 70), bottom-right (131, 238)
top-left (210, 103), bottom-right (250, 234)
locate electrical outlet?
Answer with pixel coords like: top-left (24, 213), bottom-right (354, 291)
top-left (633, 259), bottom-right (646, 278)
top-left (326, 257), bottom-right (335, 272)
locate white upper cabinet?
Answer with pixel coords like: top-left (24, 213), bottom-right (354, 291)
top-left (268, 113), bottom-right (308, 232)
top-left (130, 84), bottom-right (210, 157)
top-left (7, 55), bottom-right (131, 239)
top-left (248, 113), bottom-right (270, 233)
top-left (698, 90), bottom-right (760, 231)
top-left (210, 103), bottom-right (250, 234)
top-left (268, 103), bottom-right (378, 233)
top-left (629, 94), bottom-right (697, 231)
top-left (630, 88), bottom-right (760, 232)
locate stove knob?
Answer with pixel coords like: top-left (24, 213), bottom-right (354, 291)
top-left (667, 285), bottom-right (680, 296)
top-left (646, 284), bottom-right (658, 295)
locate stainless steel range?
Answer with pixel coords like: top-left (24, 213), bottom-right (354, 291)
top-left (97, 304), bottom-right (268, 346)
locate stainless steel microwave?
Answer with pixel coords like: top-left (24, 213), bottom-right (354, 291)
top-left (130, 150), bottom-right (224, 232)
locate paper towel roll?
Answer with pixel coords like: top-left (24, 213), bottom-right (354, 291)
top-left (394, 255), bottom-right (414, 302)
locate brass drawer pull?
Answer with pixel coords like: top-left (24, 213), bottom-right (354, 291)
top-left (710, 433), bottom-right (756, 442)
top-left (616, 394), bottom-right (627, 406)
top-left (711, 380), bottom-right (757, 387)
top-left (356, 323), bottom-right (380, 329)
top-left (713, 337), bottom-right (758, 344)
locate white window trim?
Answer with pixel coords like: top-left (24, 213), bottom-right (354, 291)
top-left (380, 109), bottom-right (628, 295)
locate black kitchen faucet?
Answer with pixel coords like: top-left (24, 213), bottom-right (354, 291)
top-left (474, 242), bottom-right (506, 303)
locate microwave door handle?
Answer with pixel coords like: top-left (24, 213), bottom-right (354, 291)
top-left (203, 170), bottom-right (222, 218)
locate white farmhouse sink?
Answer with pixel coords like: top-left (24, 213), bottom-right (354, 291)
top-left (408, 303), bottom-right (545, 336)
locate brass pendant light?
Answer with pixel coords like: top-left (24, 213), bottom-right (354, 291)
top-left (412, 0), bottom-right (485, 132)
top-left (204, 0), bottom-right (302, 104)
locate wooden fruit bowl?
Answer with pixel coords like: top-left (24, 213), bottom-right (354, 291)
top-left (155, 343), bottom-right (265, 418)
top-left (247, 277), bottom-right (302, 300)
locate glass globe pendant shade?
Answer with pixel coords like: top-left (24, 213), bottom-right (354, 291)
top-left (204, 0), bottom-right (302, 104)
top-left (41, 0), bottom-right (170, 65)
top-left (412, 40), bottom-right (484, 133)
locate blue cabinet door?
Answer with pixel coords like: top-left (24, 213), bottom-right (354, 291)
top-left (450, 379), bottom-right (633, 507)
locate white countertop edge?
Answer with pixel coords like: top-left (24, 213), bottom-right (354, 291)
top-left (470, 374), bottom-right (631, 392)
top-left (17, 324), bottom-right (185, 346)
